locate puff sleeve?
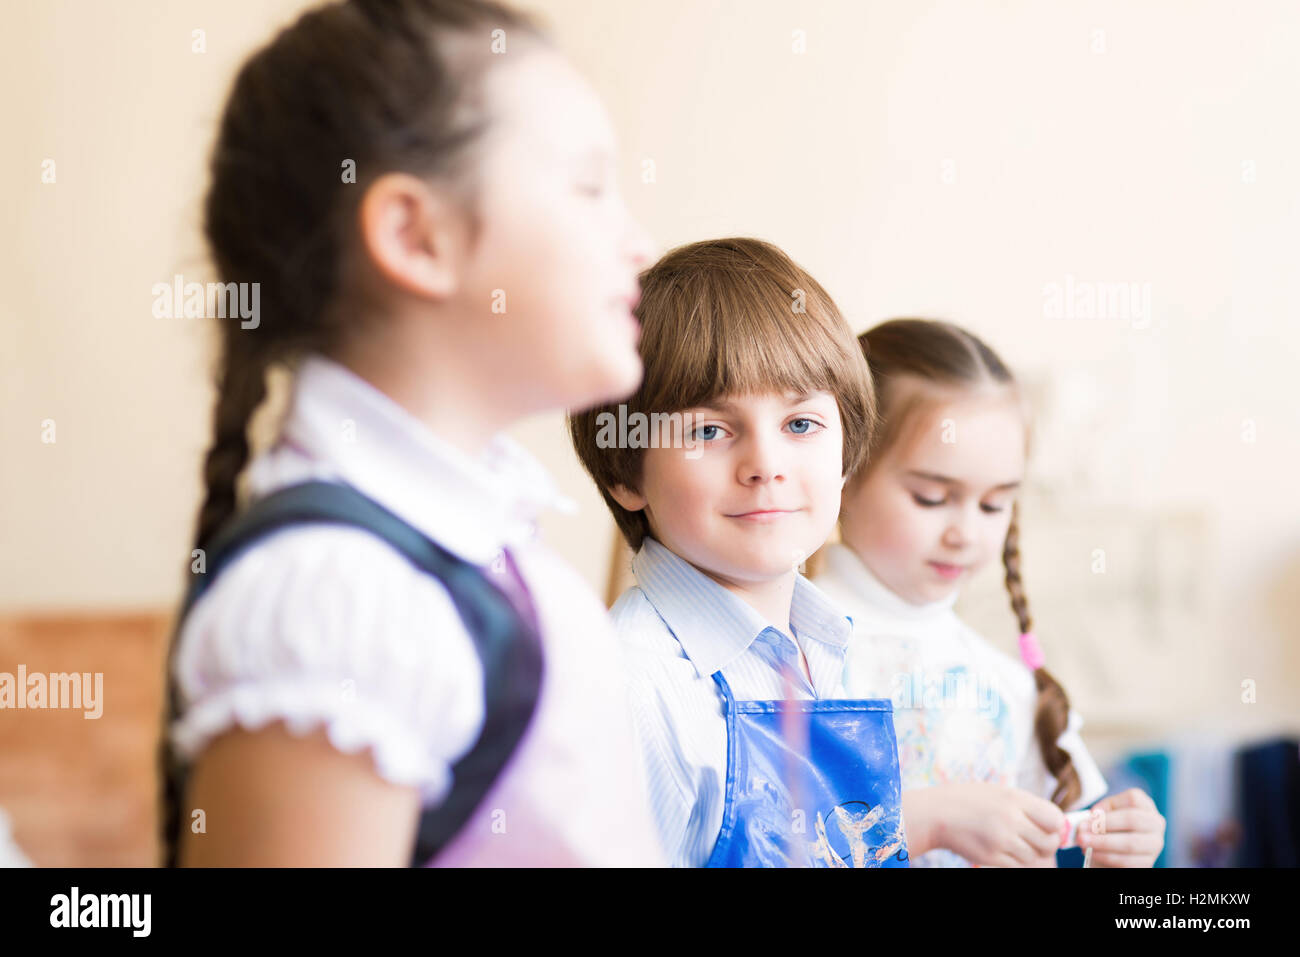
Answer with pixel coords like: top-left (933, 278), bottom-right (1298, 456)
top-left (169, 525), bottom-right (486, 806)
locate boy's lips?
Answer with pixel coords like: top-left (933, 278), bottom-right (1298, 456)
top-left (726, 509), bottom-right (800, 524)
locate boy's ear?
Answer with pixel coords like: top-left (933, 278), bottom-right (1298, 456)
top-left (609, 483), bottom-right (648, 512)
top-left (358, 172), bottom-right (468, 301)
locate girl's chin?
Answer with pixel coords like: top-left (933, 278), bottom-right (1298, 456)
top-left (564, 358), bottom-right (643, 412)
top-left (911, 581), bottom-right (960, 604)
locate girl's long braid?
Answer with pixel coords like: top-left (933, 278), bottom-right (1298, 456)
top-left (1002, 501), bottom-right (1080, 809)
top-left (159, 0), bottom-right (544, 865)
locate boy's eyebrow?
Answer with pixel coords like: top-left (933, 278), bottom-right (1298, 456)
top-left (697, 391), bottom-right (817, 413)
top-left (906, 469), bottom-right (1021, 491)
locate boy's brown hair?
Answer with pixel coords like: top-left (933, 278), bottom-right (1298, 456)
top-left (568, 237), bottom-right (876, 551)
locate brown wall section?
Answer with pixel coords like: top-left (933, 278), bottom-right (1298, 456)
top-left (0, 613), bottom-right (171, 866)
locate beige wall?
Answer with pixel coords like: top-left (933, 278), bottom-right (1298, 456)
top-left (4, 1), bottom-right (1297, 756)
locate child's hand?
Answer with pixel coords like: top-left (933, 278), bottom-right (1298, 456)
top-left (1078, 788), bottom-right (1166, 867)
top-left (920, 783), bottom-right (1064, 867)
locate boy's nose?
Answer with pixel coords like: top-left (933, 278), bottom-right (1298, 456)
top-left (741, 468), bottom-right (783, 485)
top-left (736, 439), bottom-right (786, 485)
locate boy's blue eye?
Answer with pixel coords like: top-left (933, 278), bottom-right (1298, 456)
top-left (695, 424), bottom-right (721, 441)
top-left (788, 418), bottom-right (820, 435)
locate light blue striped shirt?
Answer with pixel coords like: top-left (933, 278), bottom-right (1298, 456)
top-left (611, 535), bottom-right (855, 867)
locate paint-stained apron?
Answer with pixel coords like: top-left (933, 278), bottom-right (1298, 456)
top-left (705, 670), bottom-right (910, 868)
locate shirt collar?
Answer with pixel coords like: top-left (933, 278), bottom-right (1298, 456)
top-left (822, 542), bottom-right (960, 620)
top-left (631, 536), bottom-right (853, 679)
top-left (273, 354), bottom-right (575, 565)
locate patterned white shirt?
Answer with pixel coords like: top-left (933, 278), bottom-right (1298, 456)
top-left (813, 542), bottom-right (1108, 867)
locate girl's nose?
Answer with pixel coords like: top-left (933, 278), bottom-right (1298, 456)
top-left (623, 213), bottom-right (655, 270)
top-left (942, 505), bottom-right (975, 547)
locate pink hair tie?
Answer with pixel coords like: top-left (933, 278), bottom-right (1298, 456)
top-left (1019, 631), bottom-right (1045, 671)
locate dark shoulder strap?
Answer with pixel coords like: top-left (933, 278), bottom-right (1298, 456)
top-left (162, 481), bottom-right (544, 867)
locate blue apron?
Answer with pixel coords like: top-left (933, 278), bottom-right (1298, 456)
top-left (705, 670), bottom-right (910, 868)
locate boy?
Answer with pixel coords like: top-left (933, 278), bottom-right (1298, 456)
top-left (569, 238), bottom-right (909, 867)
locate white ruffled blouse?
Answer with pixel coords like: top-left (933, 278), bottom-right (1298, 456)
top-left (172, 356), bottom-right (596, 807)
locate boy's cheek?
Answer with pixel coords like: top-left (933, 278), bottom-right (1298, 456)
top-left (644, 474), bottom-right (712, 538)
top-left (810, 473), bottom-right (849, 534)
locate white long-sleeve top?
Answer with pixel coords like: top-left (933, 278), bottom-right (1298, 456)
top-left (812, 543), bottom-right (1108, 867)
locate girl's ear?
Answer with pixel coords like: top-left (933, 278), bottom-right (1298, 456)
top-left (358, 172), bottom-right (468, 301)
top-left (609, 483), bottom-right (648, 512)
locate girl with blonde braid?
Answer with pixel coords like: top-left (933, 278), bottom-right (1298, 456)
top-left (813, 318), bottom-right (1166, 868)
